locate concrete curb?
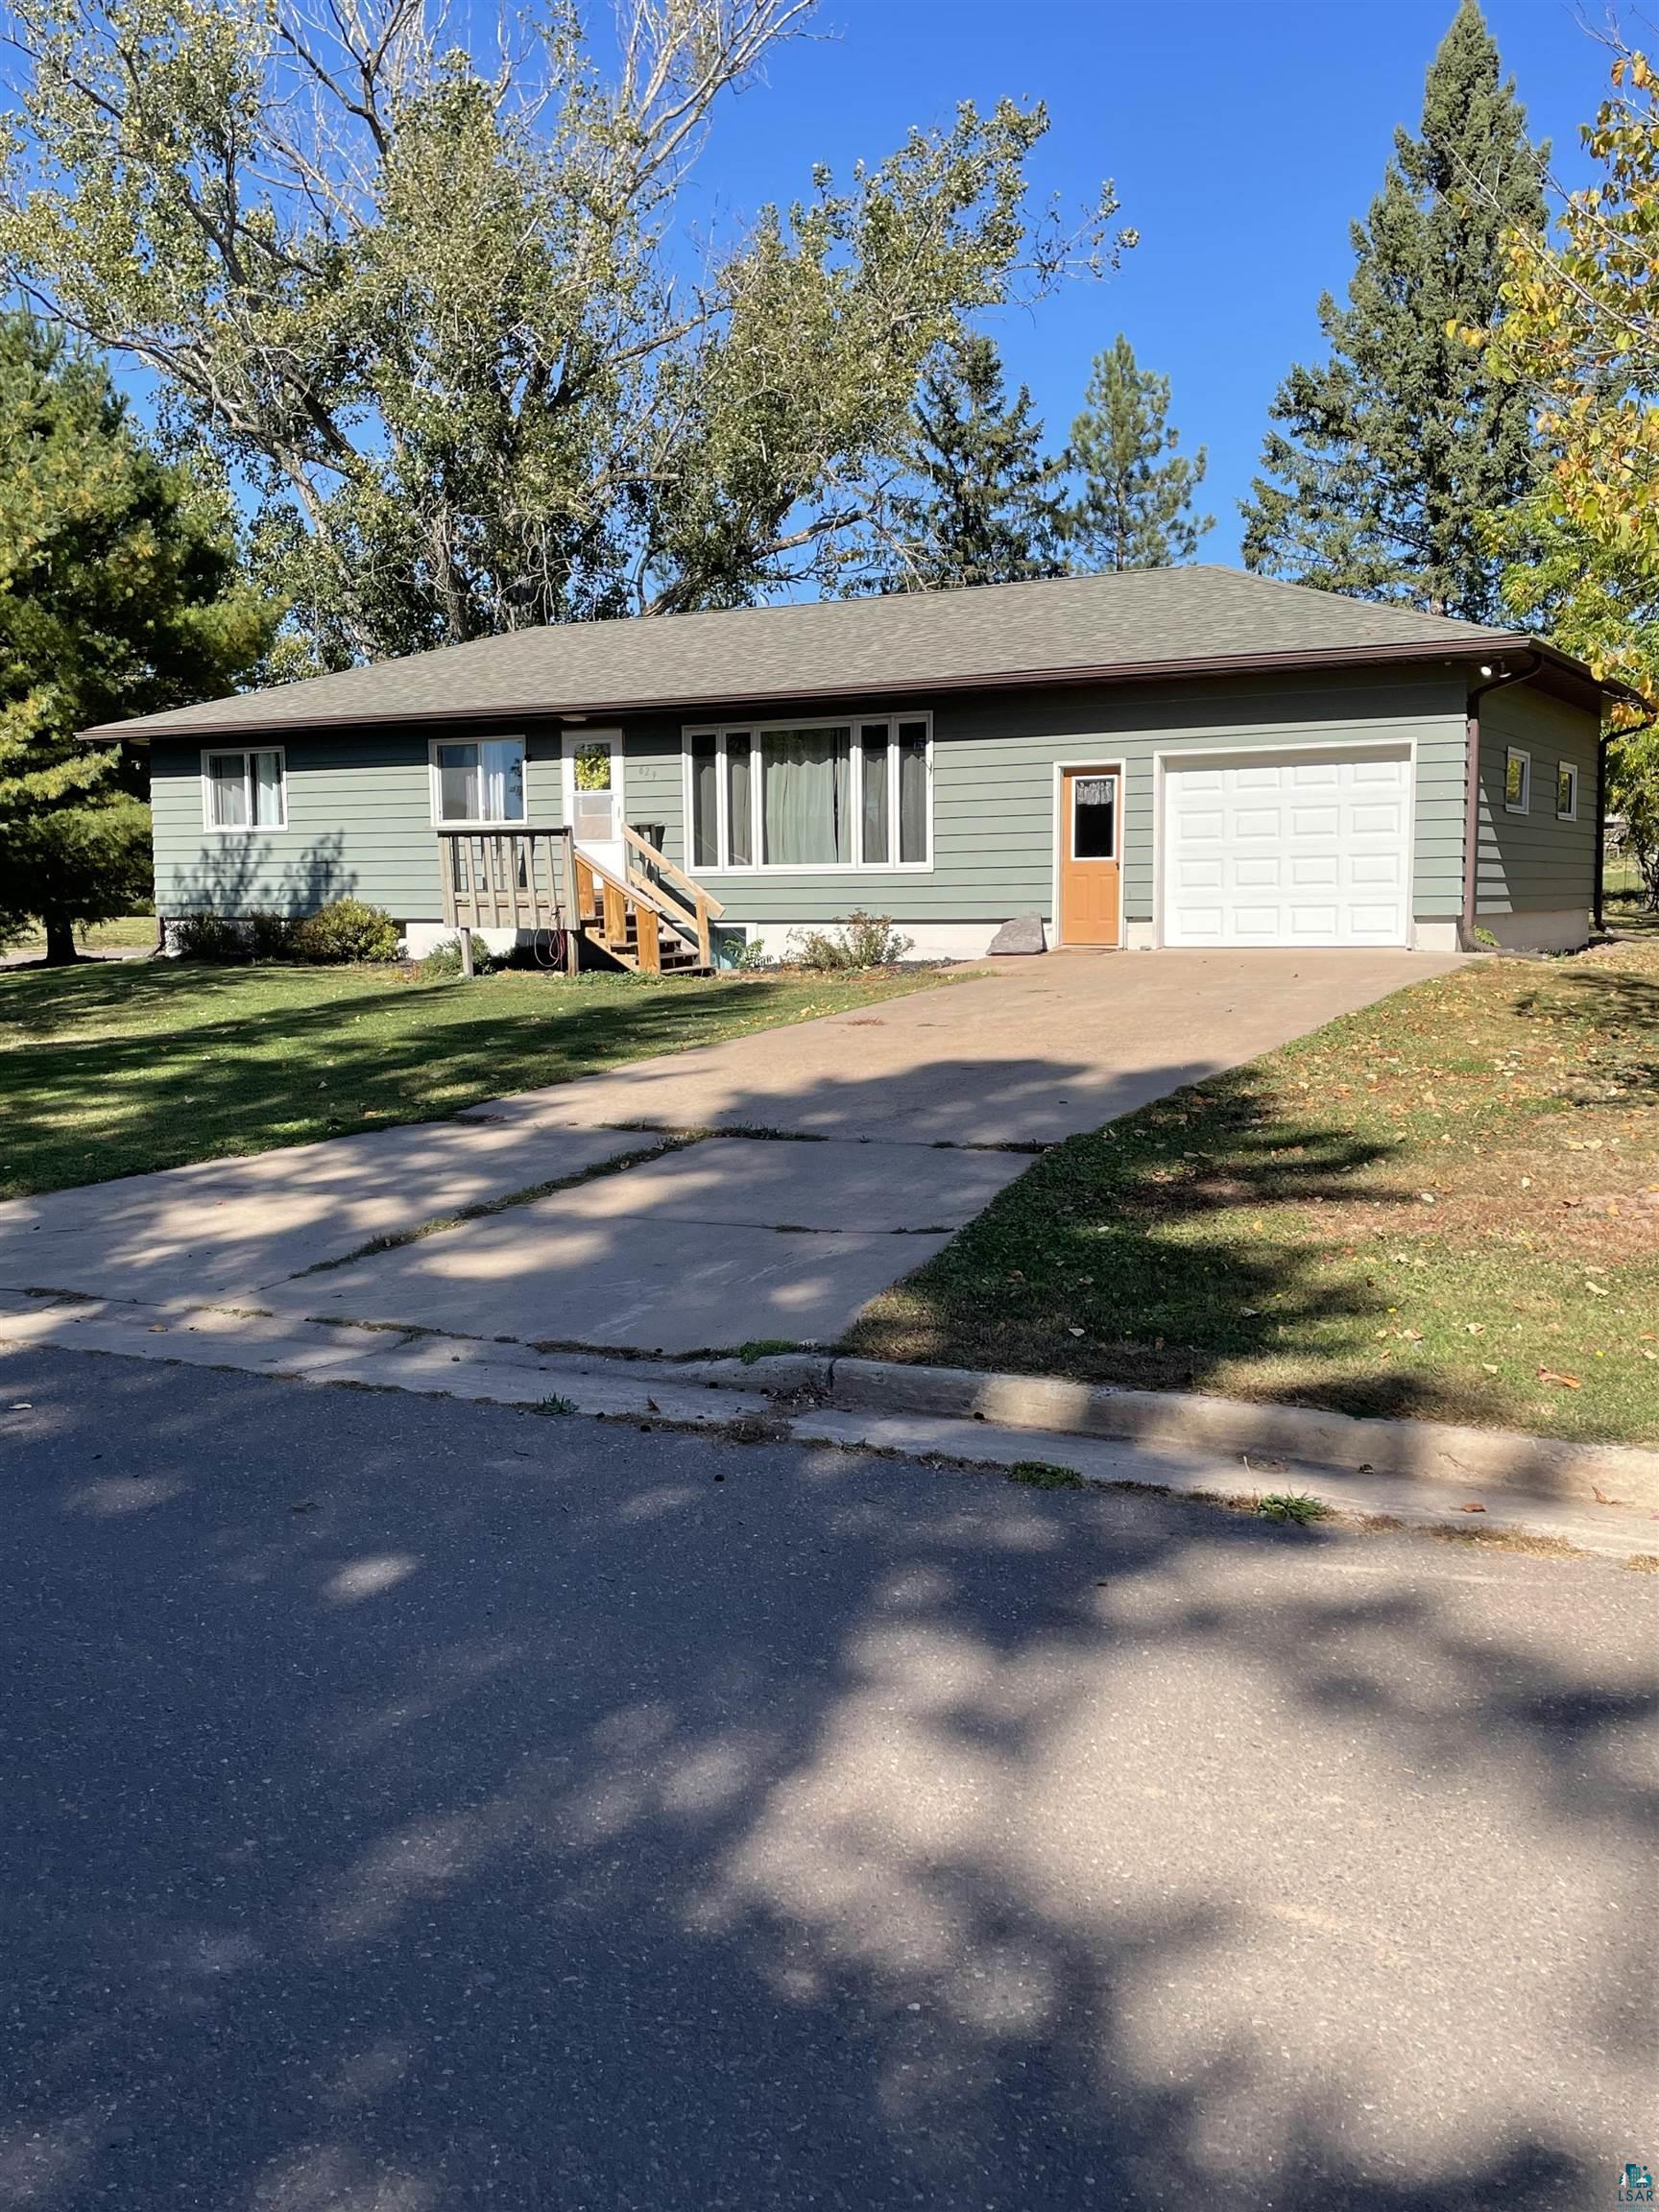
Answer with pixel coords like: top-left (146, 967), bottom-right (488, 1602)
top-left (677, 1353), bottom-right (1659, 1511)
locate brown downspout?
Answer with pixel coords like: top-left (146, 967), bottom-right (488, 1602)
top-left (1461, 652), bottom-right (1542, 950)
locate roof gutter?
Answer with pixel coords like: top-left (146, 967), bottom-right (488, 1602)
top-left (1461, 653), bottom-right (1543, 950)
top-left (82, 633), bottom-right (1595, 747)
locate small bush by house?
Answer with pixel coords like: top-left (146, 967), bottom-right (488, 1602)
top-left (285, 899), bottom-right (401, 964)
top-left (788, 912), bottom-right (914, 971)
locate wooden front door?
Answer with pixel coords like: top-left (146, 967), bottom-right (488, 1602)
top-left (1059, 767), bottom-right (1122, 947)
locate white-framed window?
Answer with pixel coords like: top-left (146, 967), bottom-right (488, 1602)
top-left (684, 713), bottom-right (932, 873)
top-left (1503, 747), bottom-right (1530, 814)
top-left (1555, 761), bottom-right (1579, 821)
top-left (430, 736), bottom-right (526, 824)
top-left (203, 747), bottom-right (286, 831)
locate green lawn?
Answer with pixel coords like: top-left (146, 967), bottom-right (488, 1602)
top-left (0, 960), bottom-right (945, 1198)
top-left (850, 940), bottom-right (1659, 1446)
top-left (4, 915), bottom-right (160, 960)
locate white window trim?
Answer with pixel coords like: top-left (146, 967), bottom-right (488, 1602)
top-left (1555, 761), bottom-right (1579, 822)
top-left (682, 711), bottom-right (934, 875)
top-left (1503, 746), bottom-right (1531, 816)
top-left (201, 745), bottom-right (287, 834)
top-left (427, 734), bottom-right (529, 828)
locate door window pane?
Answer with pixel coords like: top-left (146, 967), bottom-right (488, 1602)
top-left (1071, 775), bottom-right (1117, 859)
top-left (898, 723), bottom-right (928, 863)
top-left (437, 744), bottom-right (481, 822)
top-left (860, 727), bottom-right (890, 863)
top-left (727, 735), bottom-right (754, 866)
top-left (762, 728), bottom-right (850, 866)
top-left (690, 736), bottom-right (718, 868)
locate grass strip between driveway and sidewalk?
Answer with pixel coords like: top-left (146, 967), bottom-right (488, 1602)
top-left (850, 938), bottom-right (1659, 1448)
top-left (0, 960), bottom-right (947, 1199)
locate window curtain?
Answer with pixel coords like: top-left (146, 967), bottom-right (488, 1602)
top-left (860, 730), bottom-right (889, 863)
top-left (253, 751), bottom-right (284, 827)
top-left (727, 736), bottom-right (754, 866)
top-left (439, 745), bottom-right (481, 822)
top-left (208, 755), bottom-right (249, 828)
top-left (898, 725), bottom-right (928, 863)
top-left (690, 738), bottom-right (718, 867)
top-left (763, 729), bottom-right (850, 866)
top-left (482, 739), bottom-right (525, 822)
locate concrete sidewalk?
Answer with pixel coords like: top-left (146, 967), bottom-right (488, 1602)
top-left (1, 948), bottom-right (1461, 1353)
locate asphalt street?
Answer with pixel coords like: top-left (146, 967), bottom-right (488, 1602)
top-left (1, 1343), bottom-right (1654, 2211)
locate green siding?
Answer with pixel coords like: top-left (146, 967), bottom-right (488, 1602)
top-left (151, 723), bottom-right (565, 920)
top-left (1476, 685), bottom-right (1600, 918)
top-left (623, 667), bottom-right (1470, 927)
top-left (148, 665), bottom-right (1480, 932)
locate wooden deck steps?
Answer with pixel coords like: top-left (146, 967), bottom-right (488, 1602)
top-left (437, 823), bottom-right (723, 977)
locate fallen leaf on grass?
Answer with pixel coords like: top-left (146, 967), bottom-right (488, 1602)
top-left (1537, 1368), bottom-right (1582, 1389)
top-left (1481, 1362), bottom-right (1500, 1373)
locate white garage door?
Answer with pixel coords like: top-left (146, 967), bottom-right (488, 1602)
top-left (1163, 747), bottom-right (1412, 948)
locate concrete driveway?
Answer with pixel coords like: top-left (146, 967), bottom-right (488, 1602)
top-left (0, 950), bottom-right (1460, 1355)
top-left (1, 1345), bottom-right (1650, 2211)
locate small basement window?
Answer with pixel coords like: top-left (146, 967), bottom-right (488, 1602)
top-left (1556, 761), bottom-right (1578, 821)
top-left (1503, 747), bottom-right (1530, 814)
top-left (204, 748), bottom-right (285, 831)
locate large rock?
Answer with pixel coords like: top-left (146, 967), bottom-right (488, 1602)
top-left (987, 912), bottom-right (1046, 956)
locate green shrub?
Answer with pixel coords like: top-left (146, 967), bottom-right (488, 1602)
top-left (288, 898), bottom-right (400, 964)
top-left (418, 938), bottom-right (466, 980)
top-left (245, 910), bottom-right (295, 959)
top-left (727, 933), bottom-right (773, 972)
top-left (787, 910), bottom-right (914, 971)
top-left (171, 911), bottom-right (252, 961)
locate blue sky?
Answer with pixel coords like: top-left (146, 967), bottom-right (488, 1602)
top-left (673, 0), bottom-right (1625, 564)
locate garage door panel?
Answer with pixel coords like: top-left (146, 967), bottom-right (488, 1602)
top-left (1289, 854), bottom-right (1338, 886)
top-left (1164, 749), bottom-right (1411, 948)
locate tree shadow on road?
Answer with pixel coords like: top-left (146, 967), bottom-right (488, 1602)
top-left (1, 1354), bottom-right (1651, 2209)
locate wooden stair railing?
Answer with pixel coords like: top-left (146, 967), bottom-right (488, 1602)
top-left (438, 824), bottom-right (722, 976)
top-left (618, 824), bottom-right (725, 971)
top-left (568, 833), bottom-right (724, 974)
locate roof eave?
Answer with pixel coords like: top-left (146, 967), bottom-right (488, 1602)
top-left (80, 632), bottom-right (1603, 746)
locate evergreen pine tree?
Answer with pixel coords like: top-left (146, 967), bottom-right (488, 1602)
top-left (1064, 334), bottom-right (1213, 570)
top-left (1240, 0), bottom-right (1548, 620)
top-left (0, 315), bottom-right (272, 960)
top-left (865, 334), bottom-right (1066, 591)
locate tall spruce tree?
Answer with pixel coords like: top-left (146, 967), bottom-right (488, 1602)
top-left (863, 334), bottom-right (1067, 591)
top-left (1064, 334), bottom-right (1213, 569)
top-left (0, 314), bottom-right (272, 961)
top-left (1240, 0), bottom-right (1548, 620)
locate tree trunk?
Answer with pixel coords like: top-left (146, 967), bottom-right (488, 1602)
top-left (42, 914), bottom-right (78, 965)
